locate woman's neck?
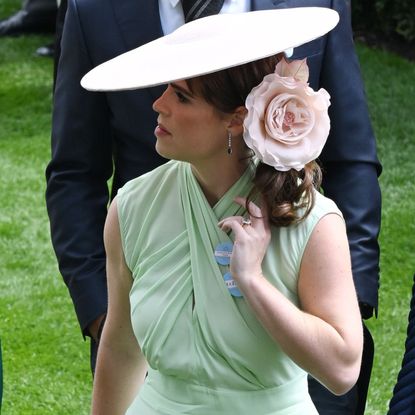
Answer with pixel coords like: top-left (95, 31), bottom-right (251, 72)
top-left (191, 158), bottom-right (250, 206)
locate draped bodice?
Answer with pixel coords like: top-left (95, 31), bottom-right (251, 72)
top-left (117, 160), bottom-right (341, 414)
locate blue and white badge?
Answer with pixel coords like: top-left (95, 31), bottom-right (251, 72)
top-left (223, 272), bottom-right (243, 298)
top-left (214, 242), bottom-right (233, 266)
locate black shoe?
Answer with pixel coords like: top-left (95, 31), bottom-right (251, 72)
top-left (35, 42), bottom-right (55, 58)
top-left (0, 9), bottom-right (56, 36)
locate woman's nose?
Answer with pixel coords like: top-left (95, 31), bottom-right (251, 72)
top-left (152, 87), bottom-right (169, 113)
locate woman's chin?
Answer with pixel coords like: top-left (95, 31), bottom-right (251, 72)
top-left (155, 142), bottom-right (173, 160)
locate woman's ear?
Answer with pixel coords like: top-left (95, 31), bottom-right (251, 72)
top-left (227, 106), bottom-right (248, 135)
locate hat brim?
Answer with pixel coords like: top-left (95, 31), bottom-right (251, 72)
top-left (81, 7), bottom-right (339, 92)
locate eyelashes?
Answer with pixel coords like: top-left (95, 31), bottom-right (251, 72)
top-left (174, 90), bottom-right (190, 103)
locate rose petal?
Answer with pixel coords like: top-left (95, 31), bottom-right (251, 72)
top-left (243, 59), bottom-right (331, 171)
top-left (275, 57), bottom-right (309, 83)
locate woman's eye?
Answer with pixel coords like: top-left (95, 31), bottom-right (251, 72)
top-left (175, 91), bottom-right (189, 103)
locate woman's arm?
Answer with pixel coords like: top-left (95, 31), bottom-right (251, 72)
top-left (219, 201), bottom-right (363, 395)
top-left (91, 198), bottom-right (147, 415)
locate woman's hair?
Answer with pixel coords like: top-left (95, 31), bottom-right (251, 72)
top-left (186, 55), bottom-right (322, 227)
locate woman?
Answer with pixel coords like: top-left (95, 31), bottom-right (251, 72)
top-left (83, 9), bottom-right (363, 415)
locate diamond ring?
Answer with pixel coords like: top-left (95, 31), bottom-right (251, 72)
top-left (242, 218), bottom-right (252, 227)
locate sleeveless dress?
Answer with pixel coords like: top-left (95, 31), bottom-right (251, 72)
top-left (117, 160), bottom-right (342, 415)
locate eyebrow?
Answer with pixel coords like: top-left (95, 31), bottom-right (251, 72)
top-left (170, 82), bottom-right (195, 98)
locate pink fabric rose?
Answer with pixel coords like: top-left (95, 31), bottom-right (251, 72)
top-left (243, 58), bottom-right (331, 171)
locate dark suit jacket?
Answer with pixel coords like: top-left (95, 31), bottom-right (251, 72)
top-left (46, 0), bottom-right (381, 335)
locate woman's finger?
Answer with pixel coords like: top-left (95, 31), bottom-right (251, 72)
top-left (218, 217), bottom-right (254, 238)
top-left (218, 215), bottom-right (244, 229)
top-left (233, 196), bottom-right (269, 234)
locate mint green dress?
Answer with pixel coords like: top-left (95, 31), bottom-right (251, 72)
top-left (117, 160), bottom-right (342, 415)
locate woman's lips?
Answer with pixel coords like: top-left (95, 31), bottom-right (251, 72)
top-left (155, 122), bottom-right (171, 135)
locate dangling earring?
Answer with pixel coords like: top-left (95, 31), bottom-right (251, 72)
top-left (227, 131), bottom-right (232, 155)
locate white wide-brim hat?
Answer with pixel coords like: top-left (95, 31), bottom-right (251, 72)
top-left (81, 7), bottom-right (339, 92)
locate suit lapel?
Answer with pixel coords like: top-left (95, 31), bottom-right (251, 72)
top-left (111, 0), bottom-right (165, 99)
top-left (251, 0), bottom-right (287, 10)
top-left (112, 0), bottom-right (164, 52)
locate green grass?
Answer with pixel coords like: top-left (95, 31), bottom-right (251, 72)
top-left (360, 44), bottom-right (415, 414)
top-left (1, 1), bottom-right (415, 413)
top-left (0, 4), bottom-right (92, 414)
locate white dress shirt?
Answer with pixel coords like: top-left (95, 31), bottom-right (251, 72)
top-left (159, 0), bottom-right (250, 34)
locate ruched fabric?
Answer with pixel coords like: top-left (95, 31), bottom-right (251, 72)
top-left (117, 160), bottom-right (341, 414)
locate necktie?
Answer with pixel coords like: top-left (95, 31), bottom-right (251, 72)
top-left (182, 0), bottom-right (225, 22)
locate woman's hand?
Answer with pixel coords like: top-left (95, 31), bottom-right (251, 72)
top-left (217, 196), bottom-right (271, 288)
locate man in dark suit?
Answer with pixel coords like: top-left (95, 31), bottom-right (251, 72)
top-left (45, 1), bottom-right (381, 413)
